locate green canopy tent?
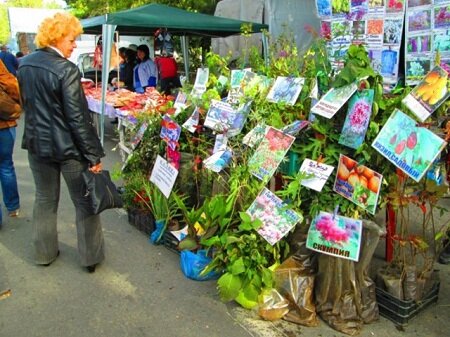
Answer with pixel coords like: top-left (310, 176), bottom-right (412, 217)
top-left (81, 3), bottom-right (268, 37)
top-left (80, 4), bottom-right (269, 144)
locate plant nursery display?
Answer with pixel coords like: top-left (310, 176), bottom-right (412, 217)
top-left (89, 16), bottom-right (450, 335)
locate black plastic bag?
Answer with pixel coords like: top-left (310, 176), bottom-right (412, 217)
top-left (82, 170), bottom-right (123, 214)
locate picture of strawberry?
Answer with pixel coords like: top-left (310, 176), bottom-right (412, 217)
top-left (390, 134), bottom-right (397, 144)
top-left (407, 131), bottom-right (417, 149)
top-left (395, 140), bottom-right (406, 154)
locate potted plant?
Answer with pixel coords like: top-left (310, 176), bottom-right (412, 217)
top-left (372, 163), bottom-right (449, 325)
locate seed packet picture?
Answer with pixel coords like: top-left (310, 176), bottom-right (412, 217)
top-left (372, 109), bottom-right (447, 182)
top-left (306, 211), bottom-right (363, 261)
top-left (333, 154), bottom-right (382, 214)
top-left (402, 65), bottom-right (450, 122)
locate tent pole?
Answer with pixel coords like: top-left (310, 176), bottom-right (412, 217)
top-left (180, 35), bottom-right (190, 83)
top-left (99, 24), bottom-right (116, 145)
top-left (262, 33), bottom-right (269, 68)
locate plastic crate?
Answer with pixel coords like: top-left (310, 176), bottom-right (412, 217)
top-left (162, 231), bottom-right (180, 255)
top-left (127, 208), bottom-right (155, 235)
top-left (376, 281), bottom-right (440, 326)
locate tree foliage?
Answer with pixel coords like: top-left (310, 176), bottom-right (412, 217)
top-left (67, 0), bottom-right (220, 18)
top-left (0, 0), bottom-right (62, 44)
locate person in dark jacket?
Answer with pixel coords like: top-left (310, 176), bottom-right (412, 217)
top-left (17, 12), bottom-right (105, 273)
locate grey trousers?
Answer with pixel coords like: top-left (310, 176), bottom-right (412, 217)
top-left (28, 153), bottom-right (105, 266)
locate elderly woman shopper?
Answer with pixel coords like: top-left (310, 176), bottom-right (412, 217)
top-left (133, 44), bottom-right (158, 93)
top-left (17, 12), bottom-right (105, 273)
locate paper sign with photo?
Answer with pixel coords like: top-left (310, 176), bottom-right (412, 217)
top-left (204, 99), bottom-right (236, 132)
top-left (227, 101), bottom-right (252, 137)
top-left (247, 188), bottom-right (302, 245)
top-left (174, 91), bottom-right (188, 115)
top-left (191, 68), bottom-right (209, 98)
top-left (306, 211), bottom-right (362, 261)
top-left (266, 76), bottom-right (305, 105)
top-left (282, 120), bottom-right (310, 136)
top-left (203, 149), bottom-right (233, 173)
top-left (339, 89), bottom-right (374, 149)
top-left (372, 109), bottom-right (447, 182)
top-left (227, 69), bottom-right (250, 103)
top-left (160, 115), bottom-right (181, 150)
top-left (311, 82), bottom-right (358, 119)
top-left (150, 155), bottom-right (179, 199)
top-left (182, 107), bottom-right (200, 133)
top-left (299, 159), bottom-right (335, 192)
top-left (333, 154), bottom-right (383, 214)
top-left (213, 134), bottom-right (228, 154)
top-left (249, 127), bottom-right (295, 182)
top-left (130, 122), bottom-right (148, 150)
top-left (402, 65), bottom-right (450, 122)
top-left (242, 124), bottom-right (268, 148)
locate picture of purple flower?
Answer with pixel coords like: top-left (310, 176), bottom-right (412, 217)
top-left (408, 9), bottom-right (431, 32)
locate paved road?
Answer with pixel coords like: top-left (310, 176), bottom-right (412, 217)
top-left (0, 118), bottom-right (449, 337)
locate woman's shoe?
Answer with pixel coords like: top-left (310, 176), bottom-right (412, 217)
top-left (86, 264), bottom-right (97, 273)
top-left (8, 209), bottom-right (19, 217)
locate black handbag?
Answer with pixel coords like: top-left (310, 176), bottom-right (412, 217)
top-left (82, 170), bottom-right (123, 214)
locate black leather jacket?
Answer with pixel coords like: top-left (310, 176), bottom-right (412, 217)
top-left (18, 48), bottom-right (104, 165)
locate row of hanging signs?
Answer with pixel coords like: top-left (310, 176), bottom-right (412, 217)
top-left (315, 0), bottom-right (450, 88)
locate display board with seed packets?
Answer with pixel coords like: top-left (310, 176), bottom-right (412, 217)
top-left (405, 0), bottom-right (450, 85)
top-left (315, 0), bottom-right (406, 89)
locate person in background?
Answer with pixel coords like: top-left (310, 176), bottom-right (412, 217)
top-left (0, 45), bottom-right (18, 76)
top-left (17, 12), bottom-right (105, 273)
top-left (155, 48), bottom-right (181, 95)
top-left (0, 59), bottom-right (21, 227)
top-left (122, 48), bottom-right (137, 91)
top-left (117, 47), bottom-right (127, 81)
top-left (133, 44), bottom-right (158, 93)
top-left (15, 52), bottom-right (24, 65)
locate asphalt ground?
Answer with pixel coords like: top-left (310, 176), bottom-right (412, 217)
top-left (0, 117), bottom-right (449, 337)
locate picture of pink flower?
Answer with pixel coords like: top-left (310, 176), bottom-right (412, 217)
top-left (387, 0), bottom-right (404, 12)
top-left (247, 188), bottom-right (302, 245)
top-left (339, 89), bottom-right (374, 149)
top-left (349, 101), bottom-right (371, 133)
top-left (434, 6), bottom-right (450, 29)
top-left (306, 211), bottom-right (363, 261)
top-left (315, 214), bottom-right (350, 243)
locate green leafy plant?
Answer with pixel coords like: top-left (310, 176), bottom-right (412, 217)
top-left (203, 212), bottom-right (289, 309)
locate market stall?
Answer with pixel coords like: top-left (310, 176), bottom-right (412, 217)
top-left (80, 3), bottom-right (269, 144)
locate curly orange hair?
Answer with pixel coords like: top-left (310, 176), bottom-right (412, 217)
top-left (35, 12), bottom-right (83, 48)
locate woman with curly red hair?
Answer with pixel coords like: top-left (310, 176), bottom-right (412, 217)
top-left (17, 12), bottom-right (105, 273)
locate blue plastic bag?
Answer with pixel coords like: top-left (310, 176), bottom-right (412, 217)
top-left (180, 250), bottom-right (220, 281)
top-left (150, 219), bottom-right (165, 244)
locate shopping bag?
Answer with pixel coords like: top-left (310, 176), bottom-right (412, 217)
top-left (82, 169), bottom-right (123, 214)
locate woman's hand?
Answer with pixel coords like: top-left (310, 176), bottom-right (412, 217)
top-left (89, 162), bottom-right (102, 174)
